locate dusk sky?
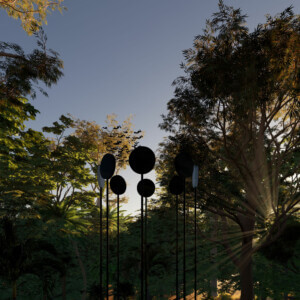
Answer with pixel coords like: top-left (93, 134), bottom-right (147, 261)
top-left (1, 0), bottom-right (299, 214)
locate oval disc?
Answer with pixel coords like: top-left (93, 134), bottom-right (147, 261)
top-left (174, 152), bottom-right (193, 178)
top-left (129, 146), bottom-right (155, 175)
top-left (169, 175), bottom-right (184, 195)
top-left (137, 179), bottom-right (155, 198)
top-left (97, 165), bottom-right (105, 188)
top-left (100, 153), bottom-right (116, 179)
top-left (110, 175), bottom-right (126, 195)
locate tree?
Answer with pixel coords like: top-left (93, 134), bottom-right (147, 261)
top-left (72, 114), bottom-right (143, 204)
top-left (0, 30), bottom-right (63, 218)
top-left (0, 31), bottom-right (66, 299)
top-left (0, 217), bottom-right (63, 300)
top-left (160, 2), bottom-right (299, 299)
top-left (0, 0), bottom-right (65, 34)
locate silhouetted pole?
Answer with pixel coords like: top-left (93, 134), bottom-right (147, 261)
top-left (183, 181), bottom-right (186, 299)
top-left (174, 153), bottom-right (193, 300)
top-left (110, 175), bottom-right (126, 300)
top-left (99, 154), bottom-right (116, 300)
top-left (106, 180), bottom-right (109, 299)
top-left (137, 178), bottom-right (155, 300)
top-left (117, 193), bottom-right (120, 300)
top-left (169, 175), bottom-right (184, 300)
top-left (141, 174), bottom-right (144, 299)
top-left (192, 165), bottom-right (199, 299)
top-left (97, 165), bottom-right (105, 300)
top-left (129, 146), bottom-right (155, 300)
top-left (100, 187), bottom-right (103, 300)
top-left (194, 187), bottom-right (197, 299)
top-left (145, 196), bottom-right (148, 300)
top-left (176, 195), bottom-right (179, 299)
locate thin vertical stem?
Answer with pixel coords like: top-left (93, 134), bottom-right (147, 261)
top-left (100, 188), bottom-right (103, 300)
top-left (117, 194), bottom-right (120, 300)
top-left (106, 180), bottom-right (109, 300)
top-left (194, 188), bottom-right (197, 299)
top-left (145, 197), bottom-right (148, 300)
top-left (183, 180), bottom-right (186, 299)
top-left (141, 174), bottom-right (144, 300)
top-left (176, 195), bottom-right (179, 300)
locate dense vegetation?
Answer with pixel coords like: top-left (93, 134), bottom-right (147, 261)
top-left (0, 1), bottom-right (299, 299)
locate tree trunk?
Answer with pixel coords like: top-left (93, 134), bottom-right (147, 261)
top-left (12, 280), bottom-right (17, 300)
top-left (240, 255), bottom-right (253, 300)
top-left (239, 214), bottom-right (255, 300)
top-left (72, 239), bottom-right (87, 300)
top-left (61, 274), bottom-right (67, 300)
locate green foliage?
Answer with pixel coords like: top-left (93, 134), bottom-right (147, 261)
top-left (1, 2), bottom-right (299, 298)
top-left (0, 0), bottom-right (66, 35)
top-left (159, 2), bottom-right (299, 298)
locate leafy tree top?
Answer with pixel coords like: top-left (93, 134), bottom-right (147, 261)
top-left (0, 0), bottom-right (65, 35)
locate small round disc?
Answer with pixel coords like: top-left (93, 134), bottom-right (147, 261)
top-left (174, 152), bottom-right (193, 178)
top-left (100, 153), bottom-right (116, 179)
top-left (110, 175), bottom-right (126, 195)
top-left (169, 175), bottom-right (184, 195)
top-left (129, 146), bottom-right (155, 175)
top-left (137, 179), bottom-right (155, 198)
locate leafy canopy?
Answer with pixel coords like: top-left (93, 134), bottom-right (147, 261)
top-left (0, 0), bottom-right (65, 34)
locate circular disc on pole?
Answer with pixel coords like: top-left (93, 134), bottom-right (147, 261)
top-left (100, 154), bottom-right (116, 179)
top-left (110, 175), bottom-right (126, 195)
top-left (174, 152), bottom-right (193, 178)
top-left (137, 179), bottom-right (155, 198)
top-left (169, 175), bottom-right (184, 195)
top-left (129, 146), bottom-right (155, 174)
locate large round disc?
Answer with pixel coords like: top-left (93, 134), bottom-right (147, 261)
top-left (137, 179), bottom-right (155, 198)
top-left (100, 153), bottom-right (116, 179)
top-left (129, 146), bottom-right (155, 175)
top-left (110, 175), bottom-right (126, 195)
top-left (169, 175), bottom-right (184, 195)
top-left (174, 152), bottom-right (193, 178)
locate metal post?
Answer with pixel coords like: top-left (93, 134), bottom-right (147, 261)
top-left (100, 187), bottom-right (103, 300)
top-left (194, 188), bottom-right (197, 299)
top-left (117, 194), bottom-right (120, 300)
top-left (145, 196), bottom-right (148, 300)
top-left (176, 195), bottom-right (179, 300)
top-left (106, 180), bottom-right (109, 300)
top-left (141, 174), bottom-right (144, 300)
top-left (183, 180), bottom-right (186, 299)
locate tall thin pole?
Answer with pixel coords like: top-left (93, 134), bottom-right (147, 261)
top-left (183, 180), bottom-right (186, 299)
top-left (145, 196), bottom-right (148, 300)
top-left (106, 180), bottom-right (109, 300)
top-left (176, 195), bottom-right (179, 300)
top-left (194, 188), bottom-right (197, 299)
top-left (141, 174), bottom-right (144, 300)
top-left (117, 194), bottom-right (120, 300)
top-left (100, 187), bottom-right (103, 300)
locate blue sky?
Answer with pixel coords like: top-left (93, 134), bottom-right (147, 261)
top-left (1, 0), bottom-right (298, 214)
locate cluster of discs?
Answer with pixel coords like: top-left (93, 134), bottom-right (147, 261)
top-left (169, 152), bottom-right (199, 300)
top-left (97, 147), bottom-right (198, 300)
top-left (97, 146), bottom-right (155, 300)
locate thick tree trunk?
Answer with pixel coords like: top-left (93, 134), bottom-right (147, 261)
top-left (12, 280), bottom-right (17, 300)
top-left (240, 255), bottom-right (253, 300)
top-left (239, 214), bottom-right (255, 300)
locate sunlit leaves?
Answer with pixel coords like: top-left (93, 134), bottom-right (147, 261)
top-left (0, 0), bottom-right (66, 35)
